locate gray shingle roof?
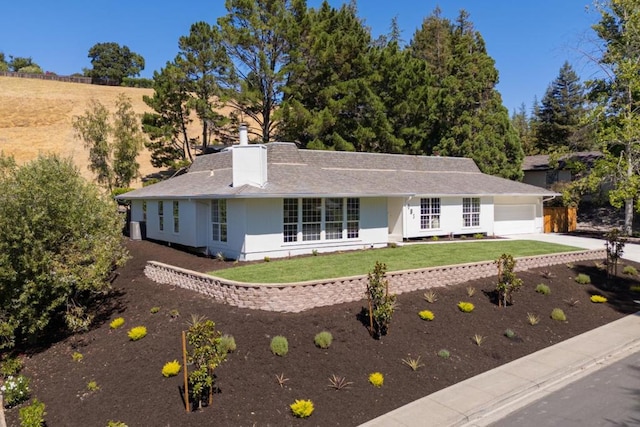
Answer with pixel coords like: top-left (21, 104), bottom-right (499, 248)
top-left (522, 151), bottom-right (602, 171)
top-left (121, 142), bottom-right (556, 199)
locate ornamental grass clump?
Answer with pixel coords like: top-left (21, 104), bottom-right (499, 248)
top-left (551, 308), bottom-right (567, 321)
top-left (270, 336), bottom-right (289, 356)
top-left (418, 310), bottom-right (435, 321)
top-left (127, 326), bottom-right (147, 341)
top-left (623, 265), bottom-right (637, 276)
top-left (110, 317), bottom-right (125, 329)
top-left (162, 360), bottom-right (181, 377)
top-left (314, 331), bottom-right (333, 349)
top-left (575, 273), bottom-right (591, 284)
top-left (590, 295), bottom-right (608, 303)
top-left (535, 284), bottom-right (551, 295)
top-left (19, 398), bottom-right (45, 427)
top-left (290, 399), bottom-right (314, 418)
top-left (368, 372), bottom-right (384, 387)
top-left (220, 334), bottom-right (237, 353)
top-left (457, 302), bottom-right (474, 313)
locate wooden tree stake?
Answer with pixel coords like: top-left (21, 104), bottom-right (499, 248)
top-left (182, 330), bottom-right (190, 413)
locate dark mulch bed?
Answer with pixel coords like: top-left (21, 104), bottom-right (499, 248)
top-left (7, 240), bottom-right (640, 427)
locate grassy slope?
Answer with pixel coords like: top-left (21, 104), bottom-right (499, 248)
top-left (213, 240), bottom-right (581, 283)
top-left (0, 76), bottom-right (159, 184)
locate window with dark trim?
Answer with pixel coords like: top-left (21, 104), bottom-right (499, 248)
top-left (173, 201), bottom-right (180, 233)
top-left (211, 200), bottom-right (227, 242)
top-left (420, 198), bottom-right (441, 229)
top-left (463, 197), bottom-right (480, 227)
top-left (158, 201), bottom-right (164, 231)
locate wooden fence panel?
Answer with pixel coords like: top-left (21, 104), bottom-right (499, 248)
top-left (544, 207), bottom-right (577, 233)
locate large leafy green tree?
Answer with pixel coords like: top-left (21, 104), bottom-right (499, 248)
top-left (85, 42), bottom-right (145, 85)
top-left (0, 155), bottom-right (128, 349)
top-left (218, 0), bottom-right (306, 142)
top-left (8, 56), bottom-right (42, 74)
top-left (73, 94), bottom-right (145, 190)
top-left (582, 0), bottom-right (640, 234)
top-left (534, 61), bottom-right (591, 153)
top-left (0, 52), bottom-right (7, 71)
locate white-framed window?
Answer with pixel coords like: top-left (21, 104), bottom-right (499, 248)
top-left (346, 198), bottom-right (359, 239)
top-left (325, 198), bottom-right (344, 240)
top-left (158, 201), bottom-right (164, 231)
top-left (283, 197), bottom-right (360, 242)
top-left (463, 197), bottom-right (480, 227)
top-left (302, 198), bottom-right (322, 241)
top-left (420, 198), bottom-right (441, 229)
top-left (142, 200), bottom-right (147, 222)
top-left (211, 199), bottom-right (227, 242)
top-left (173, 201), bottom-right (180, 233)
top-left (283, 198), bottom-right (298, 242)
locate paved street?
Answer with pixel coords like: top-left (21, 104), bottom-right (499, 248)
top-left (490, 351), bottom-right (640, 426)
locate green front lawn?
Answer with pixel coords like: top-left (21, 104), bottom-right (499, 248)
top-left (211, 240), bottom-right (581, 283)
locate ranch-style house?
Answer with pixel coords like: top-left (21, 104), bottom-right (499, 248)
top-left (119, 128), bottom-right (557, 261)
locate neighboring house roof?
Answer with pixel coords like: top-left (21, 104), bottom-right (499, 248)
top-left (522, 151), bottom-right (602, 172)
top-left (122, 142), bottom-right (557, 200)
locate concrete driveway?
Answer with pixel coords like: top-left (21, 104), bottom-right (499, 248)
top-left (505, 233), bottom-right (640, 263)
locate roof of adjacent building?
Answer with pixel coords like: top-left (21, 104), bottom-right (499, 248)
top-left (522, 151), bottom-right (602, 171)
top-left (120, 142), bottom-right (557, 200)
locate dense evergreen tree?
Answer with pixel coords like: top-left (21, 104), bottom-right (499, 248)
top-left (279, 1), bottom-right (400, 152)
top-left (410, 10), bottom-right (523, 179)
top-left (534, 61), bottom-right (590, 153)
top-left (511, 104), bottom-right (537, 155)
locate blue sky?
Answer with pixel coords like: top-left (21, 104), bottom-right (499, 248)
top-left (2, 0), bottom-right (601, 114)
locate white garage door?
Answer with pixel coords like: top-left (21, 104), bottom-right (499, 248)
top-left (494, 205), bottom-right (535, 235)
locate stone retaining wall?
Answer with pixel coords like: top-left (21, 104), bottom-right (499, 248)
top-left (144, 249), bottom-right (606, 313)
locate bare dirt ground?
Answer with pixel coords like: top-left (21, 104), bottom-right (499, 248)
top-left (5, 239), bottom-right (640, 427)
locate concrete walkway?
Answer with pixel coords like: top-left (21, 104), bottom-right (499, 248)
top-left (360, 234), bottom-right (640, 427)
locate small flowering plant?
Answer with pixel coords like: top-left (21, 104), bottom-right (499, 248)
top-left (418, 310), bottom-right (435, 321)
top-left (128, 326), bottom-right (147, 341)
top-left (162, 360), bottom-right (181, 377)
top-left (590, 295), bottom-right (608, 303)
top-left (1, 374), bottom-right (30, 408)
top-left (290, 399), bottom-right (314, 418)
top-left (368, 372), bottom-right (384, 388)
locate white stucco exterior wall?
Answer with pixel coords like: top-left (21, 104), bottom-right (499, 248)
top-left (403, 196), bottom-right (492, 238)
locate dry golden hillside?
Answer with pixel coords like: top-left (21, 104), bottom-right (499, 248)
top-left (0, 76), bottom-right (161, 186)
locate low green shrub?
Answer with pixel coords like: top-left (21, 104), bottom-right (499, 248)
top-left (72, 352), bottom-right (83, 362)
top-left (290, 399), bottom-right (314, 418)
top-left (107, 422), bottom-right (128, 427)
top-left (220, 334), bottom-right (237, 353)
top-left (270, 336), bottom-right (288, 356)
top-left (431, 236), bottom-right (439, 241)
top-left (437, 349), bottom-right (450, 359)
top-left (575, 273), bottom-right (591, 284)
top-left (87, 380), bottom-right (100, 392)
top-left (1, 374), bottom-right (30, 408)
top-left (150, 306), bottom-right (160, 314)
top-left (19, 398), bottom-right (46, 427)
top-left (551, 308), bottom-right (567, 321)
top-left (504, 328), bottom-right (516, 339)
top-left (590, 295), bottom-right (608, 303)
top-left (368, 372), bottom-right (384, 387)
top-left (127, 326), bottom-right (147, 341)
top-left (630, 285), bottom-right (640, 292)
top-left (623, 265), bottom-right (638, 276)
top-left (162, 360), bottom-right (181, 377)
top-left (314, 331), bottom-right (333, 349)
top-left (535, 284), bottom-right (551, 295)
top-left (110, 317), bottom-right (125, 329)
top-left (0, 355), bottom-right (24, 377)
top-left (457, 301), bottom-right (475, 313)
top-left (474, 233), bottom-right (485, 239)
top-left (418, 310), bottom-right (435, 321)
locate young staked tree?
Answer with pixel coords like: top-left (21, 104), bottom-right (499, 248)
top-left (0, 155), bottom-right (128, 349)
top-left (85, 42), bottom-right (145, 85)
top-left (585, 0), bottom-right (640, 234)
top-left (218, 0), bottom-right (306, 143)
top-left (73, 93), bottom-right (145, 191)
top-left (534, 61), bottom-right (591, 153)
